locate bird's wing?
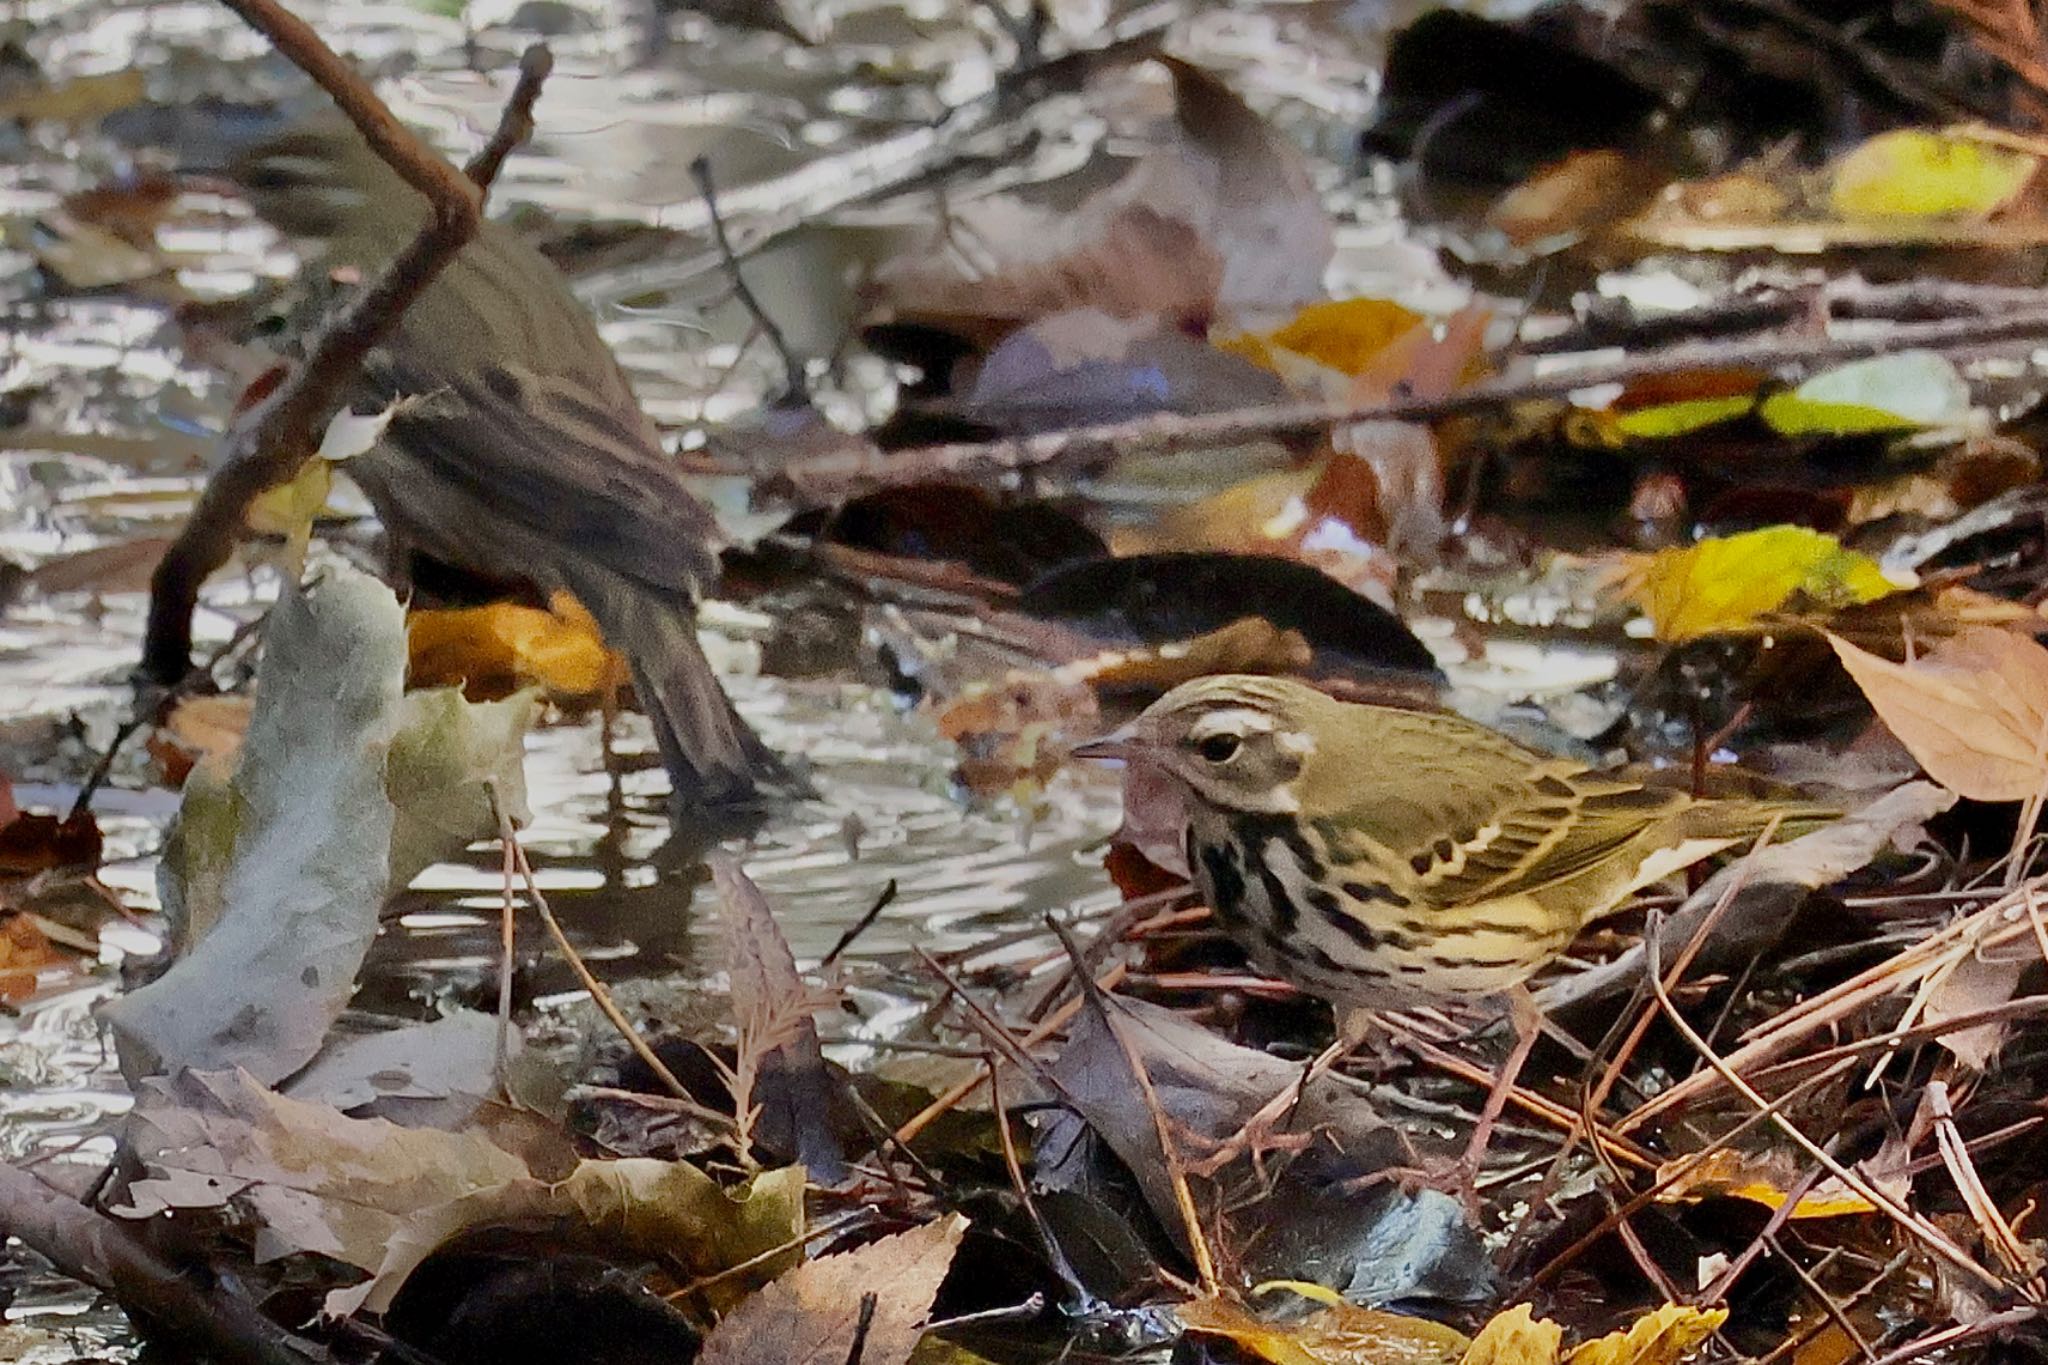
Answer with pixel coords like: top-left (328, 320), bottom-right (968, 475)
top-left (1321, 710), bottom-right (1701, 907)
top-left (359, 238), bottom-right (723, 600)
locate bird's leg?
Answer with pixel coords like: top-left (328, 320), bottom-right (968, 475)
top-left (1186, 1008), bottom-right (1374, 1178)
top-left (1391, 986), bottom-right (1541, 1215)
top-left (1457, 985), bottom-right (1541, 1180)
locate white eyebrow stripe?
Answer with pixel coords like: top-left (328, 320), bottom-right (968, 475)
top-left (1189, 708), bottom-right (1276, 739)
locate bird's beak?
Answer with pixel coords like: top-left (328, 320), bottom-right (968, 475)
top-left (1070, 725), bottom-right (1140, 762)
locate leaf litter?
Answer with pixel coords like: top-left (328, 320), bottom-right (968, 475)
top-left (17, 3), bottom-right (2048, 1365)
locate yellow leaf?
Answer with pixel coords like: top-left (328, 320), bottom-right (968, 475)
top-left (1758, 352), bottom-right (1971, 437)
top-left (1654, 1150), bottom-right (1877, 1219)
top-left (407, 593), bottom-right (627, 705)
top-left (245, 460), bottom-right (333, 578)
top-left (1179, 1295), bottom-right (1470, 1365)
top-left (1829, 129), bottom-right (2038, 219)
top-left (1462, 1304), bottom-right (1563, 1365)
top-left (1624, 526), bottom-right (1904, 642)
top-left (1610, 396), bottom-right (1756, 440)
top-left (1829, 626), bottom-right (2048, 802)
top-left (1220, 298), bottom-right (1425, 378)
top-left (1563, 1305), bottom-right (1728, 1365)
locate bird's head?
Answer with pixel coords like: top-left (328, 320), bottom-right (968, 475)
top-left (227, 120), bottom-right (411, 240)
top-left (1074, 674), bottom-right (1335, 816)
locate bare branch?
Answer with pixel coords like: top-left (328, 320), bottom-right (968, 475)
top-left (142, 14), bottom-right (553, 683)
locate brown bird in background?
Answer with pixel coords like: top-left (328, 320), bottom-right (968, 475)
top-left (228, 120), bottom-right (785, 814)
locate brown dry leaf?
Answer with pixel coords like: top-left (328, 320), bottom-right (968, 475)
top-left (0, 913), bottom-right (69, 1002)
top-left (1487, 149), bottom-right (1658, 247)
top-left (116, 1068), bottom-right (529, 1270)
top-left (1828, 626), bottom-right (2048, 801)
top-left (0, 808), bottom-right (102, 875)
top-left (874, 58), bottom-right (1329, 329)
top-left (407, 592), bottom-right (627, 705)
top-left (1084, 617), bottom-right (1313, 690)
top-left (1564, 1305), bottom-right (1728, 1365)
top-left (149, 694), bottom-right (254, 787)
top-left (25, 536), bottom-right (173, 597)
top-left (1178, 1295), bottom-right (1469, 1365)
top-left (1461, 1304), bottom-right (1563, 1365)
top-left (697, 1214), bottom-right (968, 1365)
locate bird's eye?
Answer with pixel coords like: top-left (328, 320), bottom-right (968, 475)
top-left (1195, 733), bottom-right (1242, 764)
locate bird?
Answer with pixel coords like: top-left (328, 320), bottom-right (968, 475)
top-left (222, 119), bottom-right (785, 814)
top-left (1075, 673), bottom-right (1832, 1191)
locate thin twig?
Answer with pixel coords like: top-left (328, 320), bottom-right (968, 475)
top-left (690, 155), bottom-right (807, 405)
top-left (1642, 915), bottom-right (2009, 1295)
top-left (489, 787), bottom-right (701, 1109)
top-left (740, 302), bottom-right (2048, 506)
top-left (1044, 915), bottom-right (1217, 1297)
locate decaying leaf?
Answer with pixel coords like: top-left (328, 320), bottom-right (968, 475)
top-left (1622, 526), bottom-right (1906, 642)
top-left (101, 566), bottom-right (535, 1086)
top-left (1829, 626), bottom-right (2048, 801)
top-left (116, 1068), bottom-right (528, 1269)
top-left (697, 1214), bottom-right (968, 1365)
top-left (101, 570), bottom-right (404, 1084)
top-left (330, 1158), bottom-right (808, 1319)
top-left (708, 854), bottom-right (846, 1180)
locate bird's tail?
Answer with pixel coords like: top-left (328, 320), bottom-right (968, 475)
top-left (580, 579), bottom-right (795, 814)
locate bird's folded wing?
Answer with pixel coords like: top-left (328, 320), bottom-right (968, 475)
top-left (371, 360), bottom-right (723, 600)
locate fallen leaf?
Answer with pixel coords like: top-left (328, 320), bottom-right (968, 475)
top-left (99, 570), bottom-right (403, 1085)
top-left (0, 913), bottom-right (68, 1002)
top-left (1178, 1295), bottom-right (1470, 1365)
top-left (0, 69), bottom-right (145, 123)
top-left (1758, 351), bottom-right (1973, 436)
top-left (1220, 298), bottom-right (1426, 379)
top-left (149, 695), bottom-right (253, 788)
top-left (1564, 1305), bottom-right (1728, 1365)
top-left (1828, 626), bottom-right (2048, 801)
top-left (331, 1159), bottom-right (808, 1319)
top-left (697, 1215), bottom-right (968, 1365)
top-left (1829, 129), bottom-right (2039, 219)
top-left (407, 594), bottom-right (628, 705)
top-left (0, 809), bottom-right (102, 875)
top-left (1461, 1304), bottom-right (1563, 1365)
top-left (116, 1068), bottom-right (528, 1269)
top-left (1623, 526), bottom-right (1906, 642)
top-left (384, 687), bottom-right (534, 891)
top-left (1654, 1149), bottom-right (1877, 1218)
